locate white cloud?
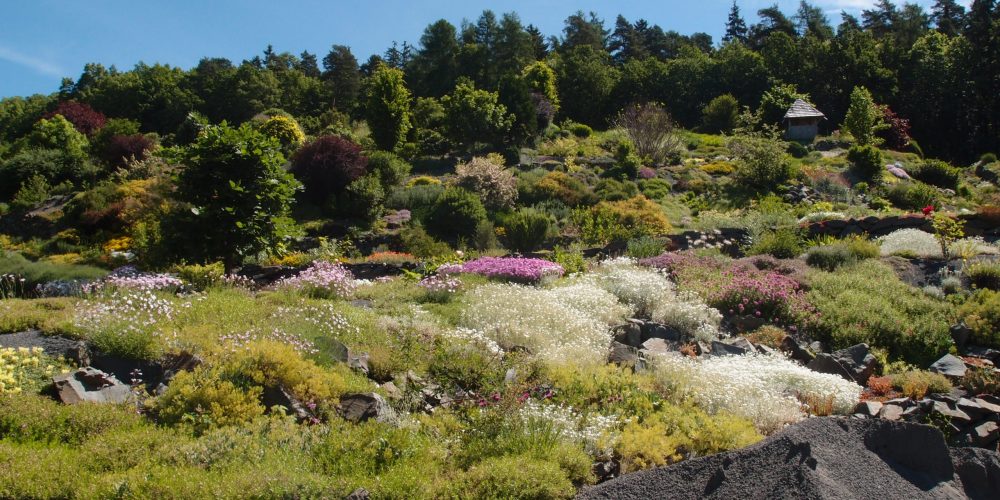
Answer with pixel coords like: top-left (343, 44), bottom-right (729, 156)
top-left (0, 45), bottom-right (64, 77)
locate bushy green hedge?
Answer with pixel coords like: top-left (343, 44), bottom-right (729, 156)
top-left (847, 145), bottom-right (883, 184)
top-left (912, 160), bottom-right (960, 190)
top-left (425, 187), bottom-right (488, 242)
top-left (503, 208), bottom-right (551, 253)
top-left (886, 181), bottom-right (938, 211)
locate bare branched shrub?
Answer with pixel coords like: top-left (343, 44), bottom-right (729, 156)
top-left (614, 102), bottom-right (682, 165)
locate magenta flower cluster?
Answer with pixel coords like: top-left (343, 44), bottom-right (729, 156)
top-left (445, 257), bottom-right (564, 283)
top-left (707, 266), bottom-right (818, 331)
top-left (84, 266), bottom-right (182, 294)
top-left (638, 167), bottom-right (657, 179)
top-left (273, 260), bottom-right (356, 298)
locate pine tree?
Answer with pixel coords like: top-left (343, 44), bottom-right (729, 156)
top-left (931, 0), bottom-right (967, 36)
top-left (322, 45), bottom-right (361, 112)
top-left (724, 1), bottom-right (749, 44)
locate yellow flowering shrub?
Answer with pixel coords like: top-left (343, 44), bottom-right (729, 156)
top-left (103, 237), bottom-right (133, 253)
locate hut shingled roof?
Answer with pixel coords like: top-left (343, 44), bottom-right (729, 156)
top-left (783, 99), bottom-right (825, 120)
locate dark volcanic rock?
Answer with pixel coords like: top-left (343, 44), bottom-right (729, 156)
top-left (338, 393), bottom-right (396, 423)
top-left (807, 353), bottom-right (856, 381)
top-left (807, 344), bottom-right (879, 385)
top-left (781, 336), bottom-right (815, 363)
top-left (710, 340), bottom-right (748, 357)
top-left (52, 367), bottom-right (133, 404)
top-left (609, 342), bottom-right (645, 370)
top-left (930, 354), bottom-right (969, 378)
top-left (951, 447), bottom-right (1000, 500)
top-left (578, 417), bottom-right (996, 499)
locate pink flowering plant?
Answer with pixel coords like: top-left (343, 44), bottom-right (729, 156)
top-left (445, 257), bottom-right (564, 284)
top-left (642, 252), bottom-right (817, 332)
top-left (707, 266), bottom-right (817, 331)
top-left (83, 266), bottom-right (183, 294)
top-left (272, 260), bottom-right (356, 299)
top-left (418, 274), bottom-right (463, 302)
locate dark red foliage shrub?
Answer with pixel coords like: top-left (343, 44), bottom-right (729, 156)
top-left (290, 135), bottom-right (369, 204)
top-left (877, 105), bottom-right (911, 151)
top-left (103, 134), bottom-right (154, 167)
top-left (44, 101), bottom-right (107, 136)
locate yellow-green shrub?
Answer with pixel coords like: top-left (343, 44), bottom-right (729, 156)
top-left (174, 262), bottom-right (224, 290)
top-left (535, 171), bottom-right (596, 207)
top-left (959, 290), bottom-right (1000, 348)
top-left (615, 403), bottom-right (761, 473)
top-left (574, 195), bottom-right (672, 245)
top-left (700, 161), bottom-right (735, 176)
top-left (154, 369), bottom-right (265, 430)
top-left (890, 370), bottom-right (952, 399)
top-left (447, 455), bottom-right (576, 499)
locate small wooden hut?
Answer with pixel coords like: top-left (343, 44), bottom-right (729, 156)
top-left (783, 99), bottom-right (825, 142)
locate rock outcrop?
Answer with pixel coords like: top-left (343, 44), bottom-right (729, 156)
top-left (578, 417), bottom-right (1000, 499)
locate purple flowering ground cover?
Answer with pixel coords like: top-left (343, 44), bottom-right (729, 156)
top-left (447, 256), bottom-right (564, 283)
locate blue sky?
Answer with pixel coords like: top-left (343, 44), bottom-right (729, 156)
top-left (0, 0), bottom-right (965, 98)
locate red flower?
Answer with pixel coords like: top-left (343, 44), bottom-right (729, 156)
top-left (922, 205), bottom-right (935, 216)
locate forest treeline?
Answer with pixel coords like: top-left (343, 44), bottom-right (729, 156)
top-left (1, 0), bottom-right (998, 161)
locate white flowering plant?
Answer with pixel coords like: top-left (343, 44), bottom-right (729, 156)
top-left (651, 353), bottom-right (861, 434)
top-left (459, 281), bottom-right (628, 364)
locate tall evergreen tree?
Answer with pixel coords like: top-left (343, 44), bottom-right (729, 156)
top-left (298, 51), bottom-right (320, 78)
top-left (409, 19), bottom-right (460, 97)
top-left (364, 64), bottom-right (412, 151)
top-left (794, 1), bottom-right (833, 40)
top-left (559, 11), bottom-right (608, 52)
top-left (931, 0), bottom-right (967, 36)
top-left (723, 1), bottom-right (749, 44)
top-left (495, 13), bottom-right (534, 81)
top-left (525, 24), bottom-right (549, 59)
top-left (862, 0), bottom-right (899, 38)
top-left (322, 45), bottom-right (361, 112)
top-left (749, 4), bottom-right (797, 49)
top-left (384, 42), bottom-right (403, 69)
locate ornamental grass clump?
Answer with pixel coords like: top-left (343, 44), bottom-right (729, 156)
top-left (459, 281), bottom-right (628, 364)
top-left (273, 261), bottom-right (357, 299)
top-left (448, 257), bottom-right (564, 284)
top-left (651, 353), bottom-right (861, 433)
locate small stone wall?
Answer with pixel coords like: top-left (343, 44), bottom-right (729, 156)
top-left (803, 213), bottom-right (999, 239)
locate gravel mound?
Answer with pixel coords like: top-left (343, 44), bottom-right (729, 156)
top-left (578, 417), bottom-right (1000, 500)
